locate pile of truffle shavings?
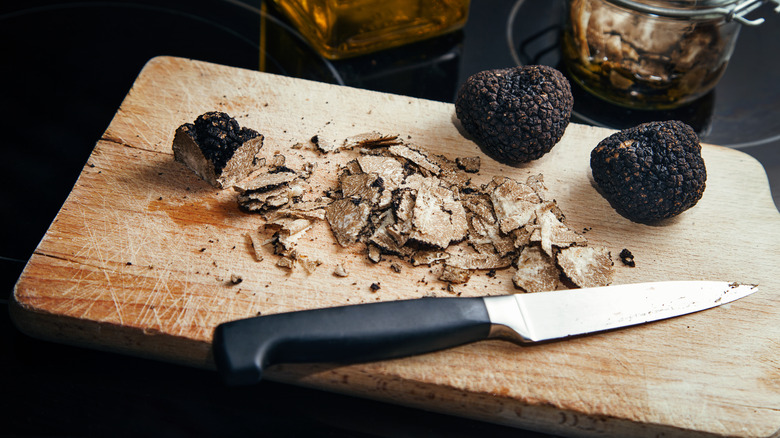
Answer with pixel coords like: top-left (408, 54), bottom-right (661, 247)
top-left (242, 131), bottom-right (614, 292)
top-left (234, 151), bottom-right (329, 273)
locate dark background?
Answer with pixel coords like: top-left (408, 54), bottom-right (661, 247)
top-left (1, 1), bottom-right (778, 436)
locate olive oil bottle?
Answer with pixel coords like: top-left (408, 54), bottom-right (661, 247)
top-left (271, 0), bottom-right (470, 60)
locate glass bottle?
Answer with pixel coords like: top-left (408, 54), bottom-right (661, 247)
top-left (270, 0), bottom-right (470, 60)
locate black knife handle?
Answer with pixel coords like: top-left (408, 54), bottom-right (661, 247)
top-left (212, 297), bottom-right (491, 385)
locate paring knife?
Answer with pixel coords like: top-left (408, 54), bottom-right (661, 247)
top-left (213, 280), bottom-right (757, 385)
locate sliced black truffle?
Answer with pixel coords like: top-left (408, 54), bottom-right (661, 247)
top-left (455, 65), bottom-right (573, 164)
top-left (172, 112), bottom-right (263, 188)
top-left (590, 120), bottom-right (706, 222)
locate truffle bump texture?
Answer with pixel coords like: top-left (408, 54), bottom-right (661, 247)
top-left (590, 120), bottom-right (706, 222)
top-left (455, 65), bottom-right (573, 165)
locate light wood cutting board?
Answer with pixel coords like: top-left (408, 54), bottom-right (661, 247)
top-left (11, 56), bottom-right (780, 438)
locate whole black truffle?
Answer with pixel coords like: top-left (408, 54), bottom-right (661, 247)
top-left (590, 120), bottom-right (706, 222)
top-left (455, 65), bottom-right (573, 164)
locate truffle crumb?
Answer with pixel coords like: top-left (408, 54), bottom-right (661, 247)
top-left (369, 282), bottom-right (381, 292)
top-left (439, 265), bottom-right (472, 284)
top-left (455, 156), bottom-right (481, 173)
top-left (367, 244), bottom-right (382, 263)
top-left (229, 274), bottom-right (243, 285)
top-left (333, 264), bottom-right (349, 277)
top-left (619, 248), bottom-right (636, 267)
top-left (277, 257), bottom-right (294, 269)
top-left (246, 231), bottom-right (263, 262)
top-left (298, 254), bottom-right (322, 274)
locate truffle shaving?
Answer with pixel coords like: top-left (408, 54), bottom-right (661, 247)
top-left (512, 246), bottom-right (562, 293)
top-left (234, 171), bottom-right (298, 193)
top-left (535, 203), bottom-right (587, 257)
top-left (410, 251), bottom-right (450, 266)
top-left (445, 252), bottom-right (512, 270)
top-left (343, 132), bottom-right (401, 150)
top-left (557, 246), bottom-right (614, 288)
top-left (490, 179), bottom-right (541, 233)
top-left (340, 172), bottom-right (383, 207)
top-left (326, 198), bottom-right (371, 247)
top-left (357, 155), bottom-right (405, 208)
top-left (409, 179), bottom-right (468, 249)
top-left (387, 145), bottom-right (441, 176)
top-left (439, 265), bottom-right (472, 284)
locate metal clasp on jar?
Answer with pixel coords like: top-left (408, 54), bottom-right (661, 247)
top-left (608, 0), bottom-right (780, 26)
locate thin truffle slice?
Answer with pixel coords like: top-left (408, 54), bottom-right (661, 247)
top-left (234, 170), bottom-right (298, 193)
top-left (410, 250), bottom-right (450, 266)
top-left (344, 132), bottom-right (402, 150)
top-left (534, 203), bottom-right (587, 257)
top-left (172, 112), bottom-right (263, 188)
top-left (490, 179), bottom-right (541, 233)
top-left (445, 252), bottom-right (512, 270)
top-left (387, 144), bottom-right (441, 176)
top-left (409, 179), bottom-right (468, 249)
top-left (313, 132), bottom-right (401, 153)
top-left (266, 218), bottom-right (313, 252)
top-left (357, 155), bottom-right (406, 208)
top-left (235, 171), bottom-right (303, 212)
top-left (556, 246), bottom-right (614, 288)
top-left (326, 198), bottom-right (371, 247)
top-left (512, 246), bottom-right (562, 293)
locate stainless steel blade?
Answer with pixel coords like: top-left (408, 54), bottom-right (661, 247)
top-left (483, 281), bottom-right (758, 343)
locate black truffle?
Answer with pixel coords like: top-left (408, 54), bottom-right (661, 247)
top-left (186, 112), bottom-right (260, 173)
top-left (455, 65), bottom-right (573, 164)
top-left (172, 111), bottom-right (264, 188)
top-left (590, 120), bottom-right (706, 222)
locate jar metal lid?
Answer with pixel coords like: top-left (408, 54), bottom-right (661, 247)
top-left (606, 0), bottom-right (780, 25)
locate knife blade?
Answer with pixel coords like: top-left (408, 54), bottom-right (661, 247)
top-left (213, 281), bottom-right (757, 385)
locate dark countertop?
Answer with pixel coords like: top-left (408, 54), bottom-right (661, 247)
top-left (2, 1), bottom-right (778, 436)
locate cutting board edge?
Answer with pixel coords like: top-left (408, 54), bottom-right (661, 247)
top-left (268, 366), bottom-right (764, 438)
top-left (9, 284), bottom-right (213, 370)
top-left (12, 289), bottom-right (776, 438)
top-left (10, 285), bottom-right (779, 438)
top-left (699, 142), bottom-right (780, 216)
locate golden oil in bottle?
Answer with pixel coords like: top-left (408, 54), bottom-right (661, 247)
top-left (271, 0), bottom-right (470, 60)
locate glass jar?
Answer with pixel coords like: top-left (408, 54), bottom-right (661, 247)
top-left (561, 0), bottom-right (772, 109)
top-left (270, 0), bottom-right (470, 60)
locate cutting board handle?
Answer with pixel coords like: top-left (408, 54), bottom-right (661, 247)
top-left (212, 297), bottom-right (491, 385)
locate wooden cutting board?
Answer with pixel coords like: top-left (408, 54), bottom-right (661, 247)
top-left (12, 56), bottom-right (780, 438)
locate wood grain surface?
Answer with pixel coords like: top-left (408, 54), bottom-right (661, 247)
top-left (11, 57), bottom-right (780, 438)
